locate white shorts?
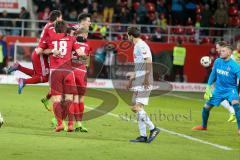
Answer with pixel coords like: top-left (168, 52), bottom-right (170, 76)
top-left (132, 90), bottom-right (151, 106)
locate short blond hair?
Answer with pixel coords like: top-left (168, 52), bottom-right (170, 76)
top-left (216, 41), bottom-right (228, 47)
top-left (222, 44), bottom-right (233, 51)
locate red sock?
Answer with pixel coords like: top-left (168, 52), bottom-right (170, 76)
top-left (53, 102), bottom-right (63, 126)
top-left (61, 102), bottom-right (68, 121)
top-left (18, 65), bottom-right (34, 76)
top-left (46, 92), bottom-right (51, 100)
top-left (73, 103), bottom-right (81, 121)
top-left (25, 76), bottom-right (48, 84)
top-left (79, 102), bottom-right (85, 121)
top-left (65, 100), bottom-right (74, 126)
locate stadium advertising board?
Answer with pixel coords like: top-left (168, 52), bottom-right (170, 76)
top-left (0, 0), bottom-right (27, 13)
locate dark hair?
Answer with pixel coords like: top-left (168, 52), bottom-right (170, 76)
top-left (127, 27), bottom-right (140, 38)
top-left (21, 7), bottom-right (26, 11)
top-left (49, 10), bottom-right (62, 22)
top-left (176, 37), bottom-right (182, 45)
top-left (78, 13), bottom-right (91, 22)
top-left (76, 36), bottom-right (87, 42)
top-left (66, 26), bottom-right (76, 34)
top-left (216, 41), bottom-right (228, 46)
top-left (54, 21), bottom-right (67, 33)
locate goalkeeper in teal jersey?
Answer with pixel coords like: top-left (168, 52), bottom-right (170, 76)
top-left (192, 44), bottom-right (240, 135)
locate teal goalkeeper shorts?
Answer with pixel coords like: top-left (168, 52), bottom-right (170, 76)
top-left (206, 88), bottom-right (239, 107)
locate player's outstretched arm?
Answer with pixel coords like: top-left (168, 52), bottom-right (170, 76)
top-left (207, 60), bottom-right (217, 86)
top-left (75, 48), bottom-right (86, 56)
top-left (126, 72), bottom-right (135, 90)
top-left (75, 48), bottom-right (87, 62)
top-left (143, 57), bottom-right (152, 89)
top-left (42, 49), bottom-right (52, 55)
top-left (35, 47), bottom-right (43, 55)
top-left (204, 68), bottom-right (216, 100)
top-left (204, 59), bottom-right (218, 100)
top-left (42, 49), bottom-right (60, 56)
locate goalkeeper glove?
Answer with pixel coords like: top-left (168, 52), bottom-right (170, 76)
top-left (204, 85), bottom-right (212, 100)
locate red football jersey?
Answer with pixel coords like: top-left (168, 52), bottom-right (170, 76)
top-left (47, 28), bottom-right (80, 69)
top-left (38, 21), bottom-right (54, 49)
top-left (72, 42), bottom-right (91, 69)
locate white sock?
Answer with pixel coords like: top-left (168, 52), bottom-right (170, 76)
top-left (221, 100), bottom-right (235, 114)
top-left (137, 112), bottom-right (147, 137)
top-left (229, 105), bottom-right (235, 114)
top-left (138, 109), bottom-right (155, 131)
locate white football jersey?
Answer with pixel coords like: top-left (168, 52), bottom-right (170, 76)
top-left (133, 39), bottom-right (152, 63)
top-left (133, 39), bottom-right (153, 91)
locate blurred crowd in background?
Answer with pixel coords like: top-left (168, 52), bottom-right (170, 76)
top-left (32, 0), bottom-right (240, 27)
top-left (0, 0), bottom-right (239, 41)
top-left (0, 0), bottom-right (240, 81)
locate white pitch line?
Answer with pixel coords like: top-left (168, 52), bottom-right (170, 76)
top-left (85, 105), bottom-right (233, 151)
top-left (165, 93), bottom-right (204, 102)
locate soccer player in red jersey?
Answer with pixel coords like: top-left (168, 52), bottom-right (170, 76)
top-left (7, 10), bottom-right (62, 94)
top-left (66, 13), bottom-right (91, 132)
top-left (47, 20), bottom-right (86, 132)
top-left (72, 28), bottom-right (91, 132)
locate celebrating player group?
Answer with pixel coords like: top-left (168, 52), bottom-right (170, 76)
top-left (8, 9), bottom-right (240, 146)
top-left (7, 10), bottom-right (92, 132)
top-left (6, 9), bottom-right (160, 142)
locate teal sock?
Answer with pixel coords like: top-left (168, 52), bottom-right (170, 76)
top-left (232, 104), bottom-right (240, 128)
top-left (202, 107), bottom-right (210, 128)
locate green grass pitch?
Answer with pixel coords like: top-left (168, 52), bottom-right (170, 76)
top-left (0, 84), bottom-right (239, 160)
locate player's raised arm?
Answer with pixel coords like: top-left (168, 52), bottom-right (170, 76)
top-left (42, 49), bottom-right (61, 56)
top-left (143, 52), bottom-right (152, 89)
top-left (207, 59), bottom-right (218, 86)
top-left (75, 48), bottom-right (86, 57)
top-left (204, 58), bottom-right (218, 100)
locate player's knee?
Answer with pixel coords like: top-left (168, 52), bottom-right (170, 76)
top-left (73, 95), bottom-right (79, 103)
top-left (131, 106), bottom-right (138, 113)
top-left (41, 76), bottom-right (48, 83)
top-left (131, 104), bottom-right (143, 112)
top-left (65, 94), bottom-right (73, 101)
top-left (204, 104), bottom-right (212, 110)
top-left (231, 100), bottom-right (239, 105)
top-left (52, 95), bottom-right (62, 103)
top-left (79, 96), bottom-right (84, 103)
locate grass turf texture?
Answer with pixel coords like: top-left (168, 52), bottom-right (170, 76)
top-left (0, 84), bottom-right (239, 160)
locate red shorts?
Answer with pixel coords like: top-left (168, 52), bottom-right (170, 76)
top-left (73, 67), bottom-right (87, 95)
top-left (50, 69), bottom-right (77, 95)
top-left (31, 50), bottom-right (49, 77)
